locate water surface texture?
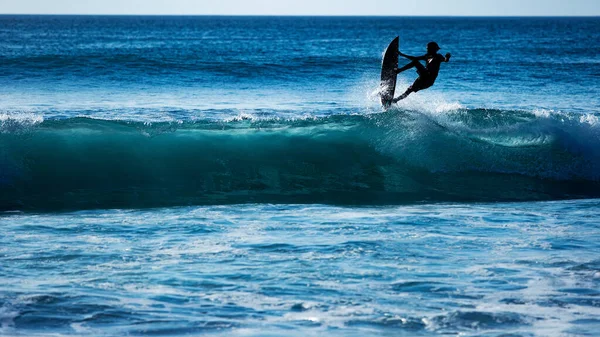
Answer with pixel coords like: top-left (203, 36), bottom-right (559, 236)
top-left (1, 16), bottom-right (599, 336)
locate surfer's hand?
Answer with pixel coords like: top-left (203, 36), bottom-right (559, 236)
top-left (445, 53), bottom-right (451, 61)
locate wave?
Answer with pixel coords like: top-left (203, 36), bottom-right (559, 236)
top-left (1, 108), bottom-right (599, 211)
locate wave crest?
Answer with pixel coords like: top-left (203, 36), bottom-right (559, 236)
top-left (1, 108), bottom-right (599, 210)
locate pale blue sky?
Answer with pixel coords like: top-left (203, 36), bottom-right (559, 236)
top-left (1, 0), bottom-right (599, 16)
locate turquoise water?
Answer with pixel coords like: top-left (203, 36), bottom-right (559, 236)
top-left (1, 16), bottom-right (600, 336)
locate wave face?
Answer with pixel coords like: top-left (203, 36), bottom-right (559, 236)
top-left (1, 108), bottom-right (600, 210)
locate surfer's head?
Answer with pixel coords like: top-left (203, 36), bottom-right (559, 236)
top-left (427, 42), bottom-right (440, 53)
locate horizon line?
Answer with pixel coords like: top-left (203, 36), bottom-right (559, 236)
top-left (1, 13), bottom-right (599, 18)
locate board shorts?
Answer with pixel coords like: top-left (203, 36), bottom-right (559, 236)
top-left (410, 76), bottom-right (435, 92)
top-left (410, 62), bottom-right (435, 92)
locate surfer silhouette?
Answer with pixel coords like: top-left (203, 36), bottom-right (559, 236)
top-left (393, 42), bottom-right (451, 102)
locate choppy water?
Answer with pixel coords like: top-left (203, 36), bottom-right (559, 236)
top-left (2, 202), bottom-right (600, 336)
top-left (1, 15), bottom-right (599, 336)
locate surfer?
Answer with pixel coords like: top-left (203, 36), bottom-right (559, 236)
top-left (392, 42), bottom-right (451, 102)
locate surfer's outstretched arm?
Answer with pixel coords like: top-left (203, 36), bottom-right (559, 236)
top-left (399, 52), bottom-right (428, 61)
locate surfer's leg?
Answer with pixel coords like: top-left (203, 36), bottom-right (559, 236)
top-left (393, 76), bottom-right (429, 103)
top-left (413, 61), bottom-right (426, 75)
top-left (393, 88), bottom-right (413, 103)
top-left (395, 60), bottom-right (421, 74)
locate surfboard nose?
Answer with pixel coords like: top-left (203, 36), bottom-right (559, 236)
top-left (380, 36), bottom-right (400, 108)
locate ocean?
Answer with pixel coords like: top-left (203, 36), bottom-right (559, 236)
top-left (1, 15), bottom-right (599, 336)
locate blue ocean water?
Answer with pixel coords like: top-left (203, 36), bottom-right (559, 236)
top-left (1, 16), bottom-right (599, 336)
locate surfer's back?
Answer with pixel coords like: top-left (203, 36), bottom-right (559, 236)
top-left (426, 53), bottom-right (446, 79)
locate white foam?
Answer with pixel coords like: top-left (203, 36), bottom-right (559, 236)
top-left (579, 113), bottom-right (599, 126)
top-left (0, 112), bottom-right (44, 131)
top-left (70, 322), bottom-right (91, 334)
top-left (224, 111), bottom-right (259, 122)
top-left (532, 109), bottom-right (554, 118)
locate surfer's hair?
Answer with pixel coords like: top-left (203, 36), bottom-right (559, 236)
top-left (427, 42), bottom-right (440, 51)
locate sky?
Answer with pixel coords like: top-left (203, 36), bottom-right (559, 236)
top-left (1, 0), bottom-right (599, 16)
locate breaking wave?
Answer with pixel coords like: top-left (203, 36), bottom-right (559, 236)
top-left (1, 107), bottom-right (599, 210)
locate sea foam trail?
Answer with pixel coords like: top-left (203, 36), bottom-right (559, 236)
top-left (1, 109), bottom-right (599, 211)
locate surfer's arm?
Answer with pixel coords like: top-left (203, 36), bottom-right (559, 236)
top-left (399, 52), bottom-right (428, 61)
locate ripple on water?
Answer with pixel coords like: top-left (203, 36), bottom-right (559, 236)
top-left (1, 200), bottom-right (600, 336)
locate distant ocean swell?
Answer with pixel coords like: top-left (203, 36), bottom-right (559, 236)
top-left (1, 108), bottom-right (599, 210)
top-left (0, 54), bottom-right (367, 82)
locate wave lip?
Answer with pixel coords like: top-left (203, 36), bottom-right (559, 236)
top-left (1, 109), bottom-right (600, 211)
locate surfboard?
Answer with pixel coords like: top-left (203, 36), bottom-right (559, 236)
top-left (380, 36), bottom-right (399, 108)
